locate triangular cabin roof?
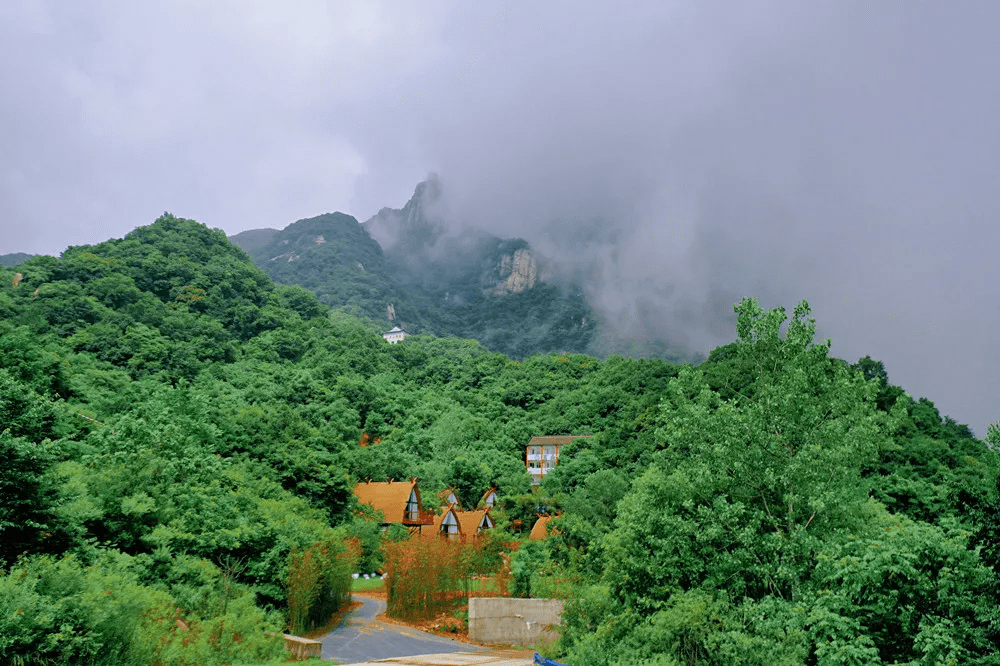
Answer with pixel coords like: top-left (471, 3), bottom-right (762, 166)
top-left (456, 508), bottom-right (494, 536)
top-left (480, 487), bottom-right (498, 508)
top-left (385, 326), bottom-right (406, 334)
top-left (439, 488), bottom-right (461, 510)
top-left (529, 515), bottom-right (556, 540)
top-left (527, 435), bottom-right (592, 446)
top-left (354, 479), bottom-right (424, 524)
top-left (424, 504), bottom-right (462, 539)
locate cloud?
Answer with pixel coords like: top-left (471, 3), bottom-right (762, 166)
top-left (348, 2), bottom-right (1000, 433)
top-left (0, 0), bottom-right (447, 251)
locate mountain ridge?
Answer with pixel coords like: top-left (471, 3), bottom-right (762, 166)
top-left (231, 181), bottom-right (601, 359)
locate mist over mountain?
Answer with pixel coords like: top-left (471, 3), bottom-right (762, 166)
top-left (232, 179), bottom-right (694, 361)
top-left (227, 228), bottom-right (278, 256)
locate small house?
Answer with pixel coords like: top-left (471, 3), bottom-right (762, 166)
top-left (457, 508), bottom-right (495, 537)
top-left (425, 504), bottom-right (463, 540)
top-left (382, 326), bottom-right (409, 344)
top-left (439, 488), bottom-right (461, 510)
top-left (354, 478), bottom-right (434, 534)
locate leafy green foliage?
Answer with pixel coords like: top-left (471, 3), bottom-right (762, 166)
top-left (0, 431), bottom-right (60, 566)
top-left (287, 538), bottom-right (356, 635)
top-left (557, 299), bottom-right (1000, 665)
top-left (510, 541), bottom-right (550, 598)
top-left (2, 214), bottom-right (996, 664)
top-left (0, 553), bottom-right (285, 666)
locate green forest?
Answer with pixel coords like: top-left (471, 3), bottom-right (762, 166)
top-left (1, 214), bottom-right (999, 665)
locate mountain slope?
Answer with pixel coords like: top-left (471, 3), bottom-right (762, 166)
top-left (0, 253), bottom-right (34, 266)
top-left (233, 212), bottom-right (401, 323)
top-left (233, 181), bottom-right (597, 358)
top-left (228, 228), bottom-right (279, 255)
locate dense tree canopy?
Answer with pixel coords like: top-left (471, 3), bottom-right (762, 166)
top-left (0, 217), bottom-right (996, 664)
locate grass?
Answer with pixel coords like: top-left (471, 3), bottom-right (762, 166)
top-left (467, 577), bottom-right (501, 594)
top-left (351, 574), bottom-right (503, 595)
top-left (351, 576), bottom-right (386, 592)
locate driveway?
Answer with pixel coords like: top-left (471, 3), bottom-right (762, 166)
top-left (320, 595), bottom-right (487, 663)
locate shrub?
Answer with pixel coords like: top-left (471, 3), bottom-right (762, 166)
top-left (384, 538), bottom-right (486, 620)
top-left (0, 553), bottom-right (286, 666)
top-left (286, 538), bottom-right (358, 635)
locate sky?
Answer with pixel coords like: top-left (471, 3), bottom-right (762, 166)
top-left (1, 1), bottom-right (997, 435)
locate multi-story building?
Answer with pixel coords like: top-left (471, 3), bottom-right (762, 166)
top-left (525, 435), bottom-right (592, 485)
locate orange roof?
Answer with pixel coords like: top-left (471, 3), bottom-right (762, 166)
top-left (527, 435), bottom-right (592, 446)
top-left (424, 505), bottom-right (462, 540)
top-left (456, 509), bottom-right (493, 536)
top-left (354, 479), bottom-right (429, 524)
top-left (529, 515), bottom-right (556, 540)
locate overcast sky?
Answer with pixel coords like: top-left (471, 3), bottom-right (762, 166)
top-left (2, 1), bottom-right (997, 435)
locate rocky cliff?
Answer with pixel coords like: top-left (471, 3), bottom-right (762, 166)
top-left (491, 248), bottom-right (538, 295)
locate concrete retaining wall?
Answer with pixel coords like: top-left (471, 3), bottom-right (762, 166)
top-left (468, 597), bottom-right (564, 645)
top-left (283, 634), bottom-right (322, 660)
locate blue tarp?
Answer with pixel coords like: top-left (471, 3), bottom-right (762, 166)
top-left (534, 653), bottom-right (568, 666)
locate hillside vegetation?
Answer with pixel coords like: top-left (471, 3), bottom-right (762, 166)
top-left (0, 215), bottom-right (998, 664)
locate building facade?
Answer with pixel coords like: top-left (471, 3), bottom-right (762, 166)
top-left (525, 435), bottom-right (592, 485)
top-left (382, 326), bottom-right (409, 344)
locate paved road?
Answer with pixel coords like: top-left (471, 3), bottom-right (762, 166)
top-left (320, 595), bottom-right (486, 663)
top-left (335, 653), bottom-right (535, 665)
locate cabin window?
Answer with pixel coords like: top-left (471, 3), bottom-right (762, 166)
top-left (441, 511), bottom-right (459, 536)
top-left (406, 489), bottom-right (419, 521)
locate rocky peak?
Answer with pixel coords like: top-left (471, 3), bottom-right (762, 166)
top-left (363, 175), bottom-right (446, 254)
top-left (491, 248), bottom-right (538, 295)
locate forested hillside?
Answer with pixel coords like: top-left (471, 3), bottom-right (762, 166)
top-left (1, 214), bottom-right (998, 664)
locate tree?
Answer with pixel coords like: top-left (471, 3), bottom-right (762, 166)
top-left (0, 431), bottom-right (58, 565)
top-left (559, 299), bottom-right (985, 663)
